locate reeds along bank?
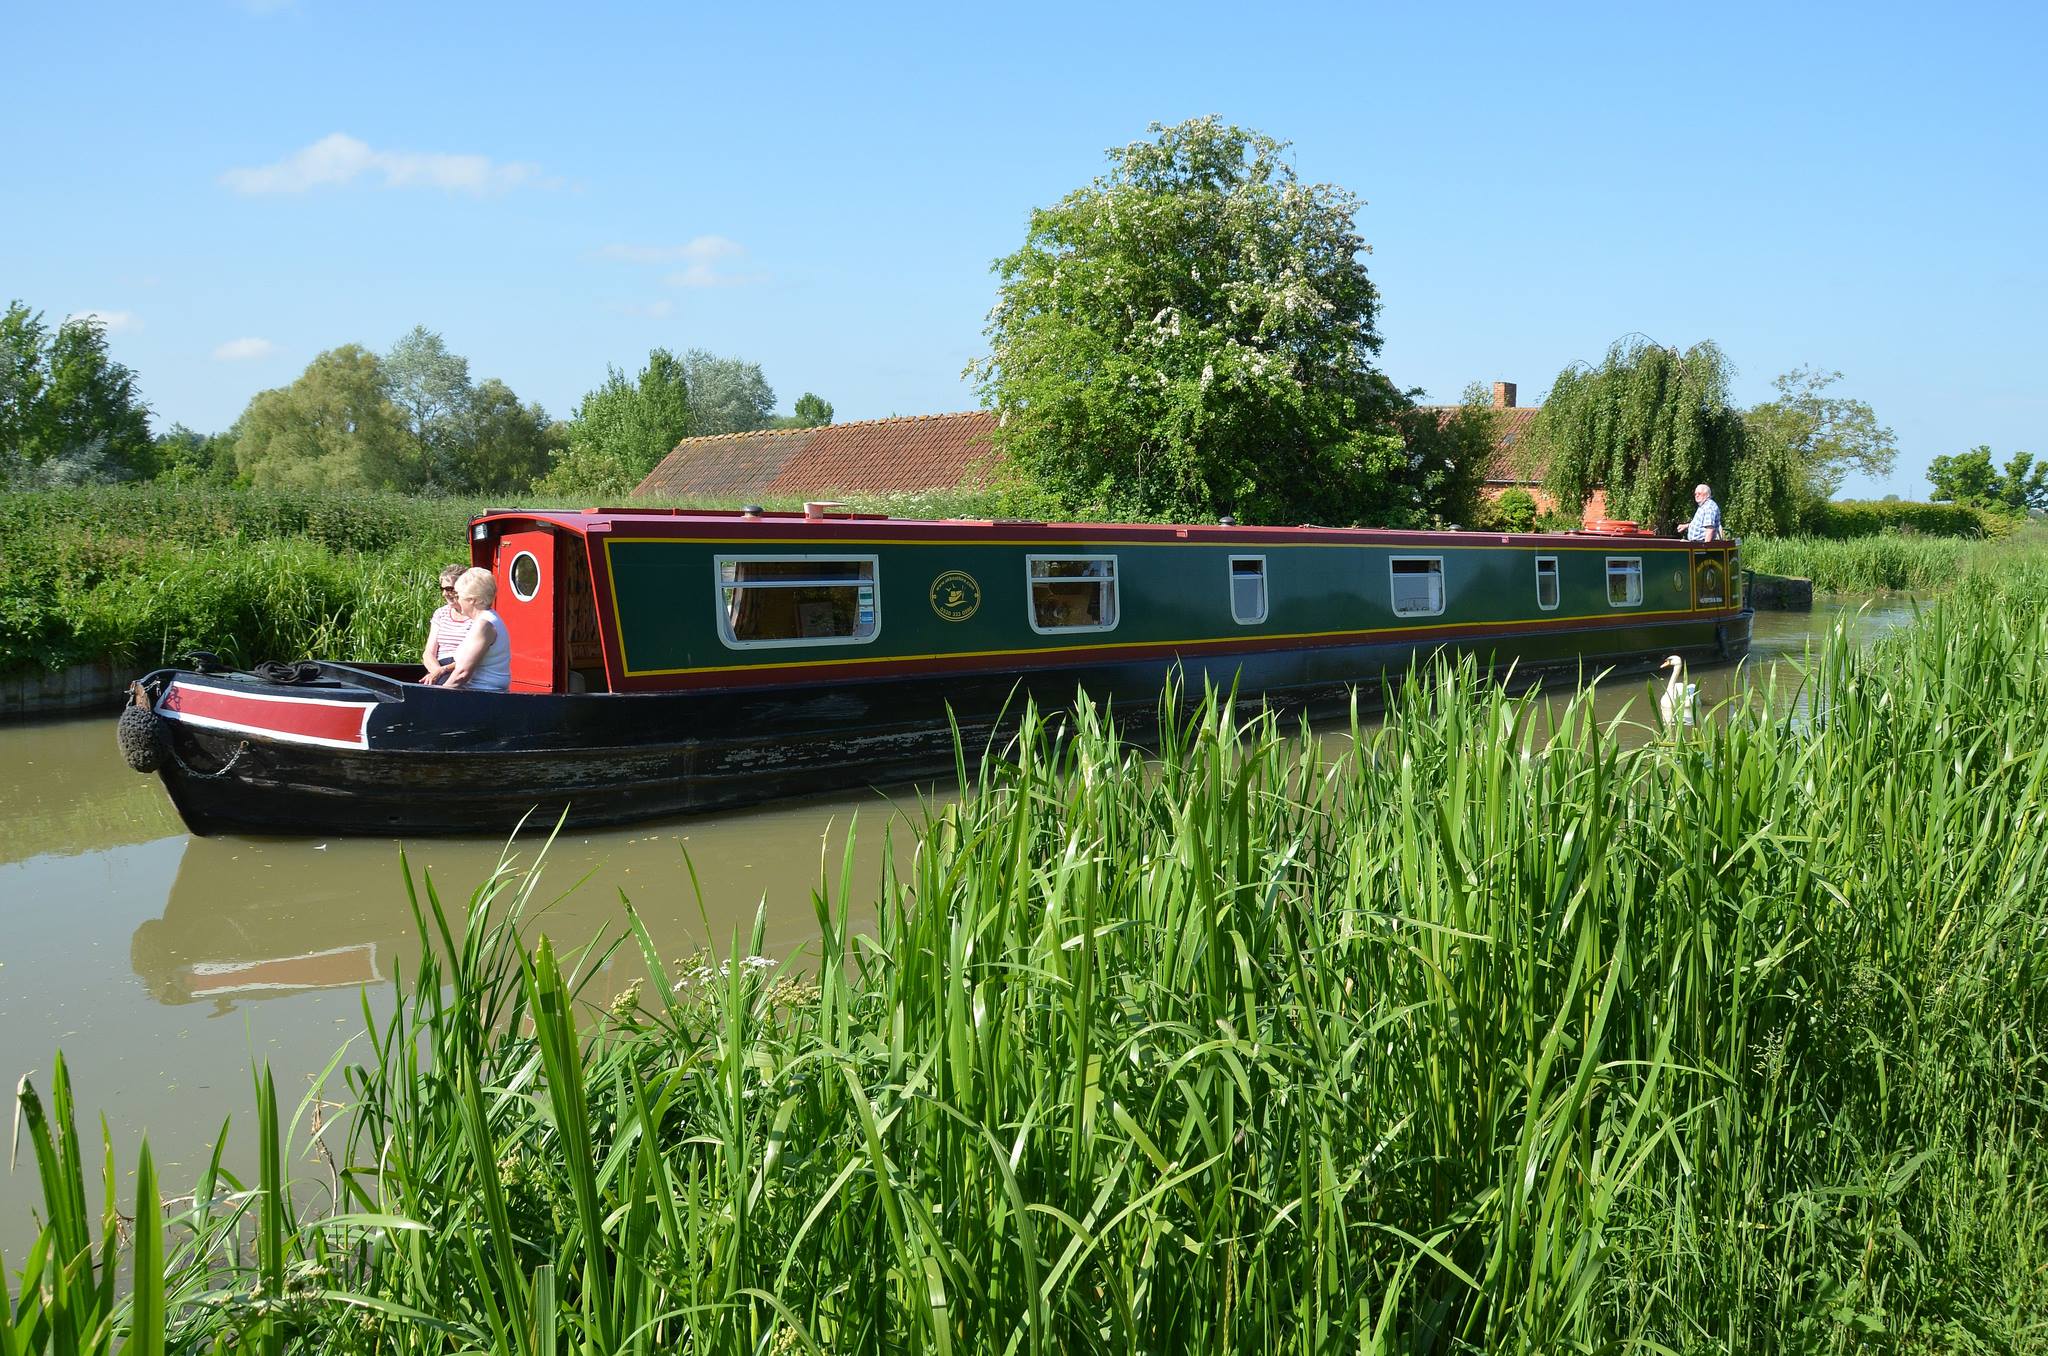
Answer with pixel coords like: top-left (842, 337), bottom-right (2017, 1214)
top-left (10, 562), bottom-right (2048, 1352)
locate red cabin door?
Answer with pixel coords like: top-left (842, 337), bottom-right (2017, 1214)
top-left (493, 530), bottom-right (557, 693)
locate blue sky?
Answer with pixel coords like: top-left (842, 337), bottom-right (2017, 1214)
top-left (9, 0), bottom-right (2042, 498)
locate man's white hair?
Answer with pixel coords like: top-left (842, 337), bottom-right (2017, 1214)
top-left (1694, 483), bottom-right (1711, 495)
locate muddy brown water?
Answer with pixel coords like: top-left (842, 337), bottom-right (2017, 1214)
top-left (0, 600), bottom-right (1916, 1246)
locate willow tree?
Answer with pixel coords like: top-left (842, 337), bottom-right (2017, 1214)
top-left (1532, 337), bottom-right (1796, 536)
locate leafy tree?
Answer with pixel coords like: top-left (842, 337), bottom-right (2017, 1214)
top-left (792, 392), bottom-right (832, 427)
top-left (770, 393), bottom-right (835, 430)
top-left (0, 303), bottom-right (50, 458)
top-left (682, 349), bottom-right (776, 436)
top-left (233, 345), bottom-right (414, 492)
top-left (1928, 445), bottom-right (2048, 513)
top-left (151, 423), bottom-right (239, 483)
top-left (537, 349), bottom-right (693, 497)
top-left (1483, 487), bottom-right (1540, 533)
top-left (1389, 389), bottom-right (1496, 528)
top-left (1532, 337), bottom-right (1797, 536)
top-left (384, 325), bottom-right (474, 486)
top-left (458, 378), bottom-right (561, 493)
top-left (0, 301), bottom-right (152, 485)
top-left (970, 116), bottom-right (1406, 524)
top-left (1744, 366), bottom-right (1897, 500)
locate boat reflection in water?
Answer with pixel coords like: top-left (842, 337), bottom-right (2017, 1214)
top-left (128, 794), bottom-right (917, 1013)
top-left (131, 839), bottom-right (420, 1012)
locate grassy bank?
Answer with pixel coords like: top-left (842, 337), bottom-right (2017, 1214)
top-left (1746, 523), bottom-right (2046, 593)
top-left (12, 562), bottom-right (2048, 1351)
top-left (0, 484), bottom-right (1056, 677)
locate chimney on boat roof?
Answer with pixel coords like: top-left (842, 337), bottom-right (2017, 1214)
top-left (1492, 381), bottom-right (1517, 409)
top-left (803, 501), bottom-right (844, 521)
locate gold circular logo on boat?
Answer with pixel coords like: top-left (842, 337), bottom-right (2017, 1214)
top-left (929, 570), bottom-right (981, 621)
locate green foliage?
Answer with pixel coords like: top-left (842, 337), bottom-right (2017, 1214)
top-left (1393, 393), bottom-right (1496, 528)
top-left (791, 391), bottom-right (832, 426)
top-left (1798, 497), bottom-right (2005, 540)
top-left (234, 345), bottom-right (417, 492)
top-left (1746, 523), bottom-right (2044, 592)
top-left (1928, 444), bottom-right (2048, 513)
top-left (972, 116), bottom-right (1421, 524)
top-left (0, 301), bottom-right (153, 485)
top-left (18, 576), bottom-right (2048, 1349)
top-left (1743, 365), bottom-right (1897, 500)
top-left (536, 349), bottom-right (693, 499)
top-left (148, 423), bottom-right (239, 484)
top-left (227, 333), bottom-right (556, 496)
top-left (458, 377), bottom-right (562, 494)
top-left (1533, 336), bottom-right (1798, 536)
top-left (1745, 535), bottom-right (1970, 592)
top-left (1479, 486), bottom-right (1540, 533)
top-left (681, 348), bottom-right (776, 436)
top-left (0, 485), bottom-right (473, 673)
top-left (383, 324), bottom-right (473, 483)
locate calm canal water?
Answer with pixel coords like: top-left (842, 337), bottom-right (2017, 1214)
top-left (0, 599), bottom-right (1915, 1245)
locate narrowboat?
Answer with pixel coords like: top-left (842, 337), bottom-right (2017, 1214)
top-left (119, 506), bottom-right (1751, 836)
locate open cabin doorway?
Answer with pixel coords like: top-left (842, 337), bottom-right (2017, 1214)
top-left (486, 528), bottom-right (611, 694)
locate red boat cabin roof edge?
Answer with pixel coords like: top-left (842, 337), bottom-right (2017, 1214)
top-left (470, 507), bottom-right (1710, 548)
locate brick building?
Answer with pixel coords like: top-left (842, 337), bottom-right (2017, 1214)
top-left (633, 411), bottom-right (999, 501)
top-left (633, 389), bottom-right (1605, 522)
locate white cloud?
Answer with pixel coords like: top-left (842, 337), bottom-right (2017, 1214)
top-left (597, 236), bottom-right (744, 265)
top-left (66, 309), bottom-right (141, 334)
top-left (616, 300), bottom-right (675, 319)
top-left (599, 235), bottom-right (763, 287)
top-left (221, 133), bottom-right (551, 195)
top-left (212, 337), bottom-right (277, 361)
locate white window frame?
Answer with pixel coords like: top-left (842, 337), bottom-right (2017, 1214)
top-left (1025, 554), bottom-right (1120, 635)
top-left (508, 550), bottom-right (542, 603)
top-left (1605, 556), bottom-right (1643, 609)
top-left (1534, 554), bottom-right (1560, 612)
top-left (1388, 555), bottom-right (1445, 619)
top-left (1228, 554), bottom-right (1268, 625)
top-left (712, 553), bottom-right (881, 650)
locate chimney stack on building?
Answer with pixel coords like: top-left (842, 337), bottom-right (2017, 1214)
top-left (1492, 381), bottom-right (1517, 409)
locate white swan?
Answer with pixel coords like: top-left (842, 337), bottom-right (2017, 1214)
top-left (1658, 654), bottom-right (1699, 727)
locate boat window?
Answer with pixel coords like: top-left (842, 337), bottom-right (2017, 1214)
top-left (509, 551), bottom-right (542, 603)
top-left (1606, 556), bottom-right (1643, 608)
top-left (1027, 556), bottom-right (1118, 633)
top-left (1229, 555), bottom-right (1268, 625)
top-left (1389, 556), bottom-right (1444, 618)
top-left (715, 556), bottom-right (879, 648)
top-left (1535, 555), bottom-right (1560, 611)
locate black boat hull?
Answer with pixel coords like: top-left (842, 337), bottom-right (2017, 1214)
top-left (141, 611), bottom-right (1751, 836)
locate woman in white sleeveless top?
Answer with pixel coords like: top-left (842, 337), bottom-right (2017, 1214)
top-left (437, 567), bottom-right (513, 692)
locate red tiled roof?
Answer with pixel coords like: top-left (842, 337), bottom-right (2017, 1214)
top-left (1420, 404), bottom-right (1544, 484)
top-left (634, 411), bottom-right (1000, 500)
top-left (637, 404), bottom-right (1544, 499)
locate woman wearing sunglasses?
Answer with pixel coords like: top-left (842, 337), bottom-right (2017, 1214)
top-left (418, 563), bottom-right (473, 682)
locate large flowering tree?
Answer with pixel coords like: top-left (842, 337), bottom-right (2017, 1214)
top-left (972, 118), bottom-right (1448, 526)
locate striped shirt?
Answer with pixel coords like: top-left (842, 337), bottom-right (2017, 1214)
top-left (428, 604), bottom-right (472, 663)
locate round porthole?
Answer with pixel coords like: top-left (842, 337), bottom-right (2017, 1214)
top-left (509, 551), bottom-right (541, 602)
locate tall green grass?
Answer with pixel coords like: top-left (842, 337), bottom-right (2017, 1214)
top-left (0, 483), bottom-right (1072, 676)
top-left (12, 563), bottom-right (2048, 1351)
top-left (1746, 524), bottom-right (2047, 593)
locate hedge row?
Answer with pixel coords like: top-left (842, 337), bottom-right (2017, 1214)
top-left (1799, 498), bottom-right (2014, 540)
